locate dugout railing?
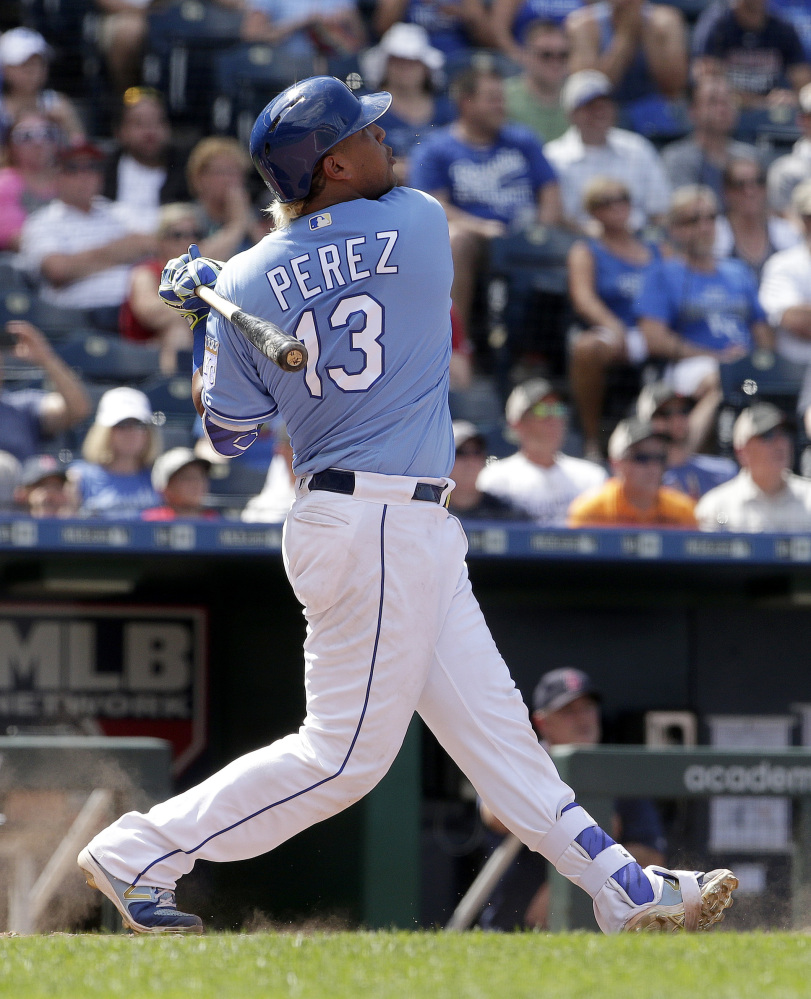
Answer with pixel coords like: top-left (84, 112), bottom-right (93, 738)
top-left (546, 746), bottom-right (811, 931)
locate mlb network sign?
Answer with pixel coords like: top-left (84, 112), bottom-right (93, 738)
top-left (0, 604), bottom-right (207, 773)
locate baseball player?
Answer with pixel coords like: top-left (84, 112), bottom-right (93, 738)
top-left (77, 76), bottom-right (736, 935)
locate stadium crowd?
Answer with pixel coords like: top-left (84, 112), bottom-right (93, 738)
top-left (2, 0), bottom-right (811, 531)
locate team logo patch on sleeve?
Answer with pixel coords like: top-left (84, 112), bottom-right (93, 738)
top-left (309, 212), bottom-right (332, 230)
top-left (202, 334), bottom-right (218, 390)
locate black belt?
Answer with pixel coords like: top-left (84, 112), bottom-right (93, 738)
top-left (308, 468), bottom-right (445, 504)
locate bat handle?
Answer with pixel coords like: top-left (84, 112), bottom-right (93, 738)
top-left (232, 310), bottom-right (308, 373)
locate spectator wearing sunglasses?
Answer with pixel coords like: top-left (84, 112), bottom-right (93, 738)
top-left (636, 381), bottom-right (738, 501)
top-left (696, 402), bottom-right (811, 532)
top-left (715, 155), bottom-right (800, 282)
top-left (0, 111), bottom-right (62, 251)
top-left (636, 184), bottom-right (774, 451)
top-left (18, 139), bottom-right (156, 331)
top-left (477, 378), bottom-right (607, 524)
top-left (448, 420), bottom-right (528, 521)
top-left (119, 203), bottom-right (214, 373)
top-left (567, 175), bottom-right (661, 461)
top-left (503, 19), bottom-right (570, 144)
top-left (567, 417), bottom-right (697, 527)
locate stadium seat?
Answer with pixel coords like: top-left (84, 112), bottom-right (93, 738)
top-left (485, 224), bottom-right (578, 389)
top-left (211, 44), bottom-right (315, 140)
top-left (142, 0), bottom-right (245, 131)
top-left (0, 261), bottom-right (37, 326)
top-left (142, 373), bottom-right (197, 418)
top-left (54, 332), bottom-right (161, 383)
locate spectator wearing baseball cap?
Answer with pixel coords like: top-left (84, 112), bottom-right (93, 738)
top-left (564, 0), bottom-right (689, 140)
top-left (543, 69), bottom-right (672, 235)
top-left (67, 387), bottom-right (162, 520)
top-left (0, 27), bottom-right (84, 145)
top-left (15, 453), bottom-right (74, 518)
top-left (478, 666), bottom-right (667, 931)
top-left (477, 378), bottom-right (607, 524)
top-left (447, 420), bottom-right (527, 521)
top-left (142, 447), bottom-right (218, 521)
top-left (696, 402), bottom-right (811, 532)
top-left (636, 382), bottom-right (738, 500)
top-left (567, 417), bottom-right (697, 527)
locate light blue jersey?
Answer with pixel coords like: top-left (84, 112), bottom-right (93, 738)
top-left (202, 186), bottom-right (456, 478)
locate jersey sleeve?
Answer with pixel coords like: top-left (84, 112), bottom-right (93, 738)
top-left (200, 315), bottom-right (278, 431)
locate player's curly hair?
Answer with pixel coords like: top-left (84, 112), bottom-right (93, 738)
top-left (268, 161), bottom-right (327, 231)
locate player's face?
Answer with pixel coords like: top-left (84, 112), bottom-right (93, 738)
top-left (337, 123), bottom-right (397, 199)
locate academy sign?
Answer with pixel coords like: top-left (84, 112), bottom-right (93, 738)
top-left (684, 762), bottom-right (811, 795)
top-left (0, 603), bottom-right (207, 773)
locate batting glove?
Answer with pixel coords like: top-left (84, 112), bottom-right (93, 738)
top-left (159, 244), bottom-right (224, 331)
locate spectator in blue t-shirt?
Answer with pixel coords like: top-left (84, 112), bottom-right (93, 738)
top-left (567, 175), bottom-right (661, 461)
top-left (636, 184), bottom-right (774, 450)
top-left (0, 320), bottom-right (91, 464)
top-left (410, 64), bottom-right (561, 332)
top-left (373, 0), bottom-right (493, 57)
top-left (68, 386), bottom-right (161, 519)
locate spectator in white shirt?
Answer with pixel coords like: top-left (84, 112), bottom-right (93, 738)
top-left (696, 402), bottom-right (811, 532)
top-left (543, 69), bottom-right (671, 235)
top-left (19, 139), bottom-right (155, 329)
top-left (476, 377), bottom-right (607, 524)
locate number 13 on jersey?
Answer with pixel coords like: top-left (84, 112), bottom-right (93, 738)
top-left (293, 293), bottom-right (384, 396)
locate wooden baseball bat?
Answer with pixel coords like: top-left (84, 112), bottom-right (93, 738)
top-left (196, 286), bottom-right (308, 373)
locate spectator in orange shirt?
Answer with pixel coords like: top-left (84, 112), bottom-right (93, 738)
top-left (567, 417), bottom-right (697, 528)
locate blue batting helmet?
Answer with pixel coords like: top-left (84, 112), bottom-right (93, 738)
top-left (250, 76), bottom-right (392, 203)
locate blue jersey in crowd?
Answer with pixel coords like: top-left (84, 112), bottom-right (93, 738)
top-left (587, 238), bottom-right (660, 328)
top-left (663, 455), bottom-right (738, 501)
top-left (71, 462), bottom-right (159, 520)
top-left (375, 95), bottom-right (455, 160)
top-left (410, 123), bottom-right (557, 226)
top-left (203, 186), bottom-right (455, 479)
top-left (512, 0), bottom-right (583, 38)
top-left (635, 257), bottom-right (766, 352)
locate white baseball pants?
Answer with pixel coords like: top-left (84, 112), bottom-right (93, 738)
top-left (88, 471), bottom-right (642, 932)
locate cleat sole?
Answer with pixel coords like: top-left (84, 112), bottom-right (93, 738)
top-left (624, 869), bottom-right (738, 933)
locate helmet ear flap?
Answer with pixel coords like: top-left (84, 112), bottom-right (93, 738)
top-left (249, 76), bottom-right (391, 203)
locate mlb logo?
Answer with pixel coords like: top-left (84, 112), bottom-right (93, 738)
top-left (309, 213), bottom-right (332, 230)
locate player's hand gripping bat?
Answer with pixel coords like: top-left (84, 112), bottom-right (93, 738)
top-left (158, 245), bottom-right (307, 373)
top-left (194, 285), bottom-right (307, 373)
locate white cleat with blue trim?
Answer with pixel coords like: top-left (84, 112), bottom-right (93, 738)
top-left (623, 868), bottom-right (738, 932)
top-left (78, 847), bottom-right (203, 934)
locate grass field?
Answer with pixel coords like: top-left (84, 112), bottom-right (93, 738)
top-left (2, 931), bottom-right (811, 999)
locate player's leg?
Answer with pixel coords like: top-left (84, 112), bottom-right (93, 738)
top-left (416, 561), bottom-right (736, 933)
top-left (79, 491), bottom-right (460, 929)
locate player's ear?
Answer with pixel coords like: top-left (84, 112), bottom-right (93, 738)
top-left (321, 149), bottom-right (351, 183)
